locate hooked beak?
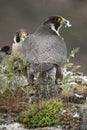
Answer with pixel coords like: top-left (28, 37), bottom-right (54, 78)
top-left (61, 18), bottom-right (72, 27)
top-left (21, 33), bottom-right (28, 37)
top-left (20, 33), bottom-right (28, 41)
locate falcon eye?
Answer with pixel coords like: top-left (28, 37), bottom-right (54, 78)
top-left (55, 18), bottom-right (61, 22)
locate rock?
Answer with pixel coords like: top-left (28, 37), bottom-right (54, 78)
top-left (79, 104), bottom-right (87, 130)
top-left (0, 113), bottom-right (14, 125)
top-left (0, 123), bottom-right (28, 130)
top-left (0, 123), bottom-right (63, 130)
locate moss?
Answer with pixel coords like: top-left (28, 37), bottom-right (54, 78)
top-left (18, 100), bottom-right (64, 128)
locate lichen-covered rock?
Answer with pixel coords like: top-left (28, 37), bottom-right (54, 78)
top-left (79, 104), bottom-right (87, 130)
top-left (60, 105), bottom-right (81, 130)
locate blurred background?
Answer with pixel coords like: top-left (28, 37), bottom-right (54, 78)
top-left (0, 0), bottom-right (87, 74)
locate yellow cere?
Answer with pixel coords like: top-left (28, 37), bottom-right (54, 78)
top-left (60, 18), bottom-right (65, 23)
top-left (20, 33), bottom-right (27, 37)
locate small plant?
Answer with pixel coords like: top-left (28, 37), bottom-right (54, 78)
top-left (56, 48), bottom-right (82, 102)
top-left (18, 100), bottom-right (64, 128)
top-left (63, 48), bottom-right (80, 71)
top-left (62, 48), bottom-right (80, 84)
top-left (0, 54), bottom-right (28, 94)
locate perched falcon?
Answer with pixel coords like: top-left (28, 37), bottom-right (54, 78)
top-left (0, 46), bottom-right (11, 63)
top-left (12, 29), bottom-right (29, 55)
top-left (20, 16), bottom-right (71, 97)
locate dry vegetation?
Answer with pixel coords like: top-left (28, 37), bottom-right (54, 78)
top-left (0, 48), bottom-right (87, 129)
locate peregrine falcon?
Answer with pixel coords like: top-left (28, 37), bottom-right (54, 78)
top-left (20, 16), bottom-right (71, 97)
top-left (12, 29), bottom-right (29, 55)
top-left (0, 46), bottom-right (11, 63)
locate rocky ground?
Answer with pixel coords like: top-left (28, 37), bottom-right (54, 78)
top-left (0, 74), bottom-right (87, 130)
top-left (0, 123), bottom-right (63, 130)
top-left (0, 50), bottom-right (87, 130)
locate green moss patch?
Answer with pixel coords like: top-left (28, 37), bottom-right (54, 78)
top-left (18, 100), bottom-right (64, 128)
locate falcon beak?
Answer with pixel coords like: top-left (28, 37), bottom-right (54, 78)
top-left (60, 18), bottom-right (72, 27)
top-left (21, 33), bottom-right (28, 37)
top-left (20, 33), bottom-right (28, 41)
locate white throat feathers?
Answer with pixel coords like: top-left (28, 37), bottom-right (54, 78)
top-left (50, 23), bottom-right (62, 37)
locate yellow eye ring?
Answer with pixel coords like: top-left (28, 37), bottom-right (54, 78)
top-left (55, 18), bottom-right (61, 22)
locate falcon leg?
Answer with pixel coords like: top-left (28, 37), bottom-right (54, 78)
top-left (56, 66), bottom-right (63, 81)
top-left (25, 64), bottom-right (35, 83)
top-left (46, 66), bottom-right (58, 97)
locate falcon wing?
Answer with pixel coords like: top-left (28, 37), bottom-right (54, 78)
top-left (21, 34), bottom-right (67, 71)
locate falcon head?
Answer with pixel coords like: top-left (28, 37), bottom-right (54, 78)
top-left (44, 16), bottom-right (71, 35)
top-left (14, 29), bottom-right (29, 44)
